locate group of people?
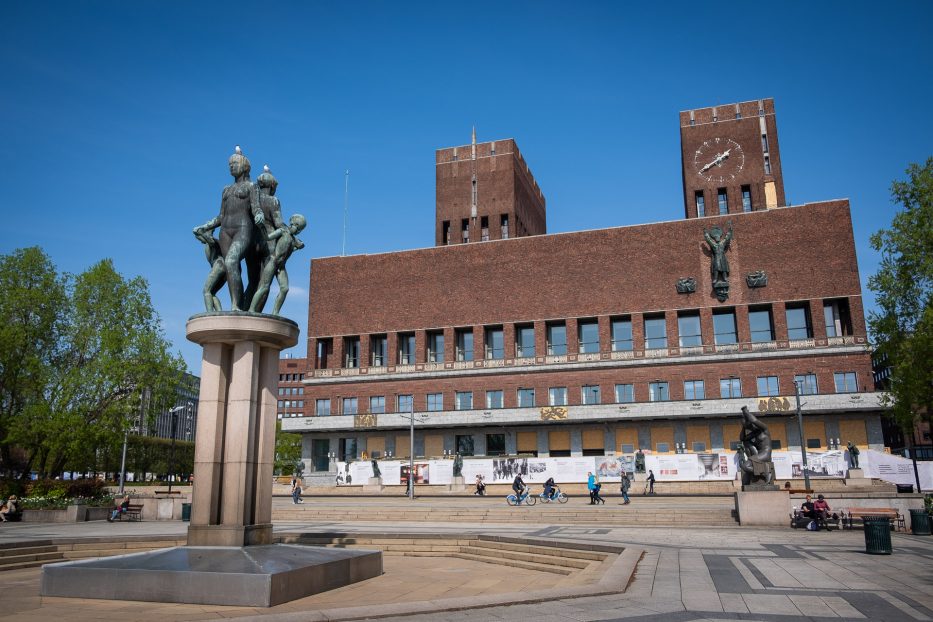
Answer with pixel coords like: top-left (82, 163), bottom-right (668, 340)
top-left (0, 495), bottom-right (19, 522)
top-left (800, 494), bottom-right (838, 530)
top-left (505, 472), bottom-right (650, 505)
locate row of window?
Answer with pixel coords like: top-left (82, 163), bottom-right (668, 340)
top-left (695, 186), bottom-right (755, 217)
top-left (441, 214), bottom-right (510, 245)
top-left (279, 373), bottom-right (305, 382)
top-left (278, 400), bottom-right (304, 409)
top-left (278, 387), bottom-right (305, 396)
top-left (309, 372), bottom-right (859, 416)
top-left (321, 299), bottom-right (854, 369)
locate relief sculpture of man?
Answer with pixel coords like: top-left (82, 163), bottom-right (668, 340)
top-left (704, 222), bottom-right (734, 302)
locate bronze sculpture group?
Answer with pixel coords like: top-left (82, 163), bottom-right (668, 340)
top-left (736, 406), bottom-right (776, 488)
top-left (193, 146), bottom-right (306, 315)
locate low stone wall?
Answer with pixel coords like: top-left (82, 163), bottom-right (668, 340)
top-left (788, 492), bottom-right (926, 529)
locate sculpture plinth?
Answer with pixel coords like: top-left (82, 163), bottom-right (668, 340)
top-left (186, 312), bottom-right (298, 546)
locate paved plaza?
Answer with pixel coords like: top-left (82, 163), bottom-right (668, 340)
top-left (0, 497), bottom-right (931, 621)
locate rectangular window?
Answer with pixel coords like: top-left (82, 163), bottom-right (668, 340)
top-left (611, 317), bottom-right (633, 351)
top-left (456, 328), bottom-right (474, 362)
top-left (786, 304), bottom-right (813, 340)
top-left (442, 220), bottom-right (451, 245)
top-left (315, 338), bottom-right (331, 369)
top-left (427, 392), bottom-right (444, 411)
top-left (455, 391), bottom-right (473, 410)
top-left (761, 133), bottom-right (770, 153)
top-left (713, 310), bottom-right (737, 345)
top-left (486, 433), bottom-right (505, 456)
top-left (344, 337), bottom-right (361, 368)
top-left (720, 378), bottom-right (742, 398)
top-left (480, 216), bottom-right (489, 242)
top-left (342, 397), bottom-right (358, 415)
top-left (370, 335), bottom-right (387, 366)
top-left (749, 307), bottom-right (775, 343)
top-left (692, 441), bottom-right (707, 452)
top-left (547, 323), bottom-right (567, 355)
top-left (771, 440), bottom-right (783, 450)
top-left (757, 376), bottom-right (779, 396)
top-left (741, 185), bottom-right (752, 212)
top-left (515, 325), bottom-right (535, 358)
top-left (834, 372), bottom-right (857, 393)
top-left (518, 387), bottom-right (535, 407)
top-left (644, 315), bottom-right (667, 350)
top-left (582, 385), bottom-right (601, 405)
top-left (578, 320), bottom-right (599, 353)
top-left (764, 155), bottom-right (772, 175)
top-left (461, 218), bottom-right (469, 243)
top-left (649, 382), bottom-right (669, 402)
top-left (484, 326), bottom-right (504, 359)
top-left (695, 191), bottom-right (705, 217)
top-left (684, 380), bottom-right (705, 400)
top-left (548, 387), bottom-right (567, 406)
top-left (656, 442), bottom-right (670, 453)
top-left (427, 331), bottom-right (444, 363)
top-left (398, 333), bottom-right (415, 365)
top-left (456, 434), bottom-right (475, 456)
top-left (615, 384), bottom-right (634, 403)
top-left (717, 188), bottom-right (728, 214)
top-left (678, 313), bottom-right (702, 347)
top-left (501, 214), bottom-right (509, 239)
top-left (794, 373), bottom-right (818, 395)
top-left (486, 390), bottom-right (503, 409)
top-left (807, 438), bottom-right (822, 449)
top-left (369, 396), bottom-right (385, 414)
top-left (315, 399), bottom-right (331, 416)
top-left (397, 394), bottom-right (413, 413)
top-left (824, 299), bottom-right (852, 337)
top-left (339, 437), bottom-right (358, 461)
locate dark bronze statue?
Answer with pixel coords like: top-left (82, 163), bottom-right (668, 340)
top-left (453, 453), bottom-right (463, 478)
top-left (737, 406), bottom-right (776, 488)
top-left (634, 449), bottom-right (646, 474)
top-left (704, 222), bottom-right (734, 302)
top-left (371, 458), bottom-right (381, 479)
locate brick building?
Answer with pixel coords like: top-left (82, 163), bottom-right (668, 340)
top-left (282, 99), bottom-right (885, 476)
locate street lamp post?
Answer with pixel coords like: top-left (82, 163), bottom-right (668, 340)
top-left (793, 381), bottom-right (811, 492)
top-left (398, 399), bottom-right (425, 501)
top-left (118, 427), bottom-right (129, 495)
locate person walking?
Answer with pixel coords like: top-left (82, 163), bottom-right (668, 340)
top-left (592, 475), bottom-right (605, 504)
top-left (587, 472), bottom-right (597, 504)
top-left (645, 470), bottom-right (656, 495)
top-left (291, 476), bottom-right (303, 504)
top-left (620, 472), bottom-right (631, 504)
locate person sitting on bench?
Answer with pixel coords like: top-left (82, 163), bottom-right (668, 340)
top-left (108, 494), bottom-right (131, 522)
top-left (0, 495), bottom-right (19, 522)
top-left (813, 494), bottom-right (835, 529)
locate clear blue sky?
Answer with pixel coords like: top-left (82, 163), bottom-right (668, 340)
top-left (2, 2), bottom-right (931, 373)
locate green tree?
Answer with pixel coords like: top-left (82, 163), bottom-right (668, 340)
top-left (274, 420), bottom-right (302, 475)
top-left (868, 157), bottom-right (933, 446)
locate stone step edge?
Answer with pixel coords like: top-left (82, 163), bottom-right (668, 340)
top-left (457, 545), bottom-right (591, 569)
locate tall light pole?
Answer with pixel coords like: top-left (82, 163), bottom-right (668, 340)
top-left (793, 381), bottom-right (811, 491)
top-left (399, 399), bottom-right (425, 500)
top-left (118, 426), bottom-right (130, 495)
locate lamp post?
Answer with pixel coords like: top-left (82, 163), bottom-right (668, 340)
top-left (118, 426), bottom-right (130, 495)
top-left (399, 399), bottom-right (425, 500)
top-left (167, 402), bottom-right (193, 494)
top-left (793, 381), bottom-right (811, 492)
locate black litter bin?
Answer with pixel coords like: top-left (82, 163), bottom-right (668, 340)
top-left (896, 484), bottom-right (914, 494)
top-left (181, 502), bottom-right (191, 522)
top-left (909, 509), bottom-right (931, 536)
top-left (863, 516), bottom-right (893, 554)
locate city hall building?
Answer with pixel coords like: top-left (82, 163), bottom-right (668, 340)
top-left (281, 99), bottom-right (885, 478)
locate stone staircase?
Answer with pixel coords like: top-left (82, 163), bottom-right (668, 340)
top-left (0, 541), bottom-right (64, 572)
top-left (0, 537), bottom-right (186, 572)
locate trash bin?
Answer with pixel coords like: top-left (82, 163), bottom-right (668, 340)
top-left (896, 484), bottom-right (914, 494)
top-left (181, 502), bottom-right (191, 522)
top-left (909, 509), bottom-right (931, 536)
top-left (863, 516), bottom-right (893, 554)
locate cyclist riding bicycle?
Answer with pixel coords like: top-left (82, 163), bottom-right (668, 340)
top-left (542, 477), bottom-right (556, 500)
top-left (512, 474), bottom-right (526, 500)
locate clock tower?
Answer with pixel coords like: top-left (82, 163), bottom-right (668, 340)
top-left (680, 98), bottom-right (786, 219)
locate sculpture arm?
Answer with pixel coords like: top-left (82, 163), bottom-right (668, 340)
top-left (271, 197), bottom-right (286, 230)
top-left (703, 231), bottom-right (715, 247)
top-left (291, 234), bottom-right (305, 250)
top-left (249, 184), bottom-right (264, 225)
top-left (194, 215), bottom-right (221, 235)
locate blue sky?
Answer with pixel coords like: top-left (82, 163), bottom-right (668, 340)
top-left (2, 2), bottom-right (931, 373)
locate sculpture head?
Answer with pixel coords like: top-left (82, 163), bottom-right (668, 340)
top-left (228, 145), bottom-right (251, 178)
top-left (289, 214), bottom-right (307, 234)
top-left (708, 225), bottom-right (723, 241)
top-left (257, 164), bottom-right (278, 195)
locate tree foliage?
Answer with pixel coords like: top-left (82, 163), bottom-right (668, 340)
top-left (274, 420), bottom-right (303, 475)
top-left (868, 157), bottom-right (933, 438)
top-left (0, 247), bottom-right (185, 478)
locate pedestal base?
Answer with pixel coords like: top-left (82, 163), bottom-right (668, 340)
top-left (847, 468), bottom-right (865, 479)
top-left (365, 477), bottom-right (384, 492)
top-left (187, 523), bottom-right (272, 547)
top-left (41, 544), bottom-right (383, 607)
top-left (449, 475), bottom-right (466, 492)
top-left (735, 491), bottom-right (790, 526)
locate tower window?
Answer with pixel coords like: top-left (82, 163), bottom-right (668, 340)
top-left (501, 214), bottom-right (509, 239)
top-left (717, 188), bottom-right (728, 214)
top-left (764, 155), bottom-right (772, 175)
top-left (735, 111), bottom-right (742, 119)
top-left (461, 219), bottom-right (469, 243)
top-left (480, 216), bottom-right (489, 242)
top-left (442, 221), bottom-right (451, 245)
top-left (741, 185), bottom-right (752, 212)
top-left (761, 133), bottom-right (770, 153)
top-left (695, 191), bottom-right (705, 217)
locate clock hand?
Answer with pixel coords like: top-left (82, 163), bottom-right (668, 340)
top-left (700, 153), bottom-right (723, 173)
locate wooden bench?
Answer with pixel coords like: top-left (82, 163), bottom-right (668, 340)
top-left (842, 507), bottom-right (906, 532)
top-left (116, 504), bottom-right (144, 522)
top-left (790, 507), bottom-right (841, 530)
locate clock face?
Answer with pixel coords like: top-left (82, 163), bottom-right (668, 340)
top-left (693, 138), bottom-right (745, 183)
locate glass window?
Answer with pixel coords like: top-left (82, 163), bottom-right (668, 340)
top-left (695, 191), bottom-right (705, 217)
top-left (678, 313), bottom-right (702, 347)
top-left (786, 304), bottom-right (812, 340)
top-left (578, 320), bottom-right (599, 353)
top-left (713, 311), bottom-right (737, 345)
top-left (548, 387), bottom-right (567, 406)
top-left (582, 385), bottom-right (600, 405)
top-left (757, 376), bottom-right (779, 396)
top-left (461, 218), bottom-right (469, 243)
top-left (455, 391), bottom-right (473, 410)
top-left (315, 399), bottom-right (330, 416)
top-left (480, 216), bottom-right (489, 242)
top-left (456, 434), bottom-right (475, 456)
top-left (794, 373), bottom-right (818, 395)
top-left (427, 392), bottom-right (444, 411)
top-left (344, 337), bottom-right (360, 368)
top-left (456, 328), bottom-right (474, 362)
top-left (834, 372), bottom-right (857, 393)
top-left (278, 388), bottom-right (284, 395)
top-left (486, 433), bottom-right (505, 456)
top-left (486, 390), bottom-right (503, 409)
top-left (741, 185), bottom-right (752, 212)
top-left (615, 384), bottom-right (634, 403)
top-left (761, 133), bottom-right (770, 152)
top-left (611, 318), bottom-right (633, 351)
top-left (764, 155), bottom-right (772, 175)
top-left (500, 214), bottom-right (510, 239)
top-left (807, 438), bottom-right (822, 449)
top-left (547, 323), bottom-right (567, 355)
top-left (485, 326), bottom-right (504, 359)
top-left (398, 333), bottom-right (415, 365)
top-left (824, 300), bottom-right (851, 337)
top-left (517, 388), bottom-right (535, 407)
top-left (516, 325), bottom-right (535, 358)
top-left (717, 188), bottom-right (728, 214)
top-left (749, 308), bottom-right (774, 342)
top-left (684, 380), bottom-right (705, 400)
top-left (648, 382), bottom-right (669, 402)
top-left (656, 442), bottom-right (670, 453)
top-left (645, 315), bottom-right (667, 349)
top-left (692, 441), bottom-right (707, 452)
top-left (342, 397), bottom-right (358, 415)
top-left (427, 332), bottom-right (444, 363)
top-left (720, 378), bottom-right (742, 398)
top-left (339, 437), bottom-right (358, 461)
top-left (369, 396), bottom-right (385, 414)
top-left (397, 394), bottom-right (413, 413)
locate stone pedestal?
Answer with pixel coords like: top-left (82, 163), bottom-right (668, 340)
top-left (735, 491), bottom-right (790, 526)
top-left (847, 468), bottom-right (866, 479)
top-left (365, 477), bottom-right (384, 492)
top-left (185, 312), bottom-right (299, 547)
top-left (449, 475), bottom-right (466, 492)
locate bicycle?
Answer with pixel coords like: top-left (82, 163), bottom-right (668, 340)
top-left (539, 486), bottom-right (568, 504)
top-left (506, 489), bottom-right (537, 506)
